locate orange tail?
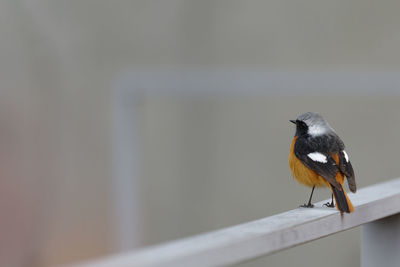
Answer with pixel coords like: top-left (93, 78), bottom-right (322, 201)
top-left (329, 184), bottom-right (354, 213)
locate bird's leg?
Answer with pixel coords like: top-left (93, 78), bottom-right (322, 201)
top-left (323, 194), bottom-right (335, 208)
top-left (300, 186), bottom-right (315, 208)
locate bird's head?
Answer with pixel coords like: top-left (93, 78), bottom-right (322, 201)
top-left (290, 112), bottom-right (333, 137)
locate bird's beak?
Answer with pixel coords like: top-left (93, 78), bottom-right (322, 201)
top-left (290, 120), bottom-right (296, 124)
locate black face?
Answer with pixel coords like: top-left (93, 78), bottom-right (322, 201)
top-left (291, 120), bottom-right (308, 136)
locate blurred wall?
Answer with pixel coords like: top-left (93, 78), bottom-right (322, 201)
top-left (2, 1), bottom-right (400, 267)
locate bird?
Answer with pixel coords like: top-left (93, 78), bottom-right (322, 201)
top-left (288, 112), bottom-right (356, 213)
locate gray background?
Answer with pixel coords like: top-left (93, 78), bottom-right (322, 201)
top-left (2, 1), bottom-right (400, 266)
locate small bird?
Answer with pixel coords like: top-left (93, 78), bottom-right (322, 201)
top-left (288, 112), bottom-right (356, 213)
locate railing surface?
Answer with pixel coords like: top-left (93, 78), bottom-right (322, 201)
top-left (69, 178), bottom-right (400, 267)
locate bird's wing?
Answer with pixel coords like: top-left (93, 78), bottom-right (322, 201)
top-left (338, 150), bottom-right (356, 192)
top-left (294, 137), bottom-right (340, 188)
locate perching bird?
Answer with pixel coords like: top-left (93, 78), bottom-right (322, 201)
top-left (288, 112), bottom-right (356, 213)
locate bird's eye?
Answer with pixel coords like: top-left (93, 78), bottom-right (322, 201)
top-left (299, 121), bottom-right (308, 129)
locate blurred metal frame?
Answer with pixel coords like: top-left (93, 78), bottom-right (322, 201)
top-left (111, 69), bottom-right (400, 251)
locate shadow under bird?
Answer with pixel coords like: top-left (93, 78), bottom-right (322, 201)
top-left (289, 112), bottom-right (356, 213)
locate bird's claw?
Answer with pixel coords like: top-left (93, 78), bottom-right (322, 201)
top-left (300, 203), bottom-right (314, 208)
top-left (323, 202), bottom-right (335, 208)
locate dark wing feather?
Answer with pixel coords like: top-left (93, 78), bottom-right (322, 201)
top-left (294, 138), bottom-right (340, 188)
top-left (339, 151), bottom-right (356, 192)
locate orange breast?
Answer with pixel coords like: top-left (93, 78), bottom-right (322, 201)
top-left (288, 137), bottom-right (330, 187)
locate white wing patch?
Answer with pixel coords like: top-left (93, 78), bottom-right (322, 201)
top-left (307, 152), bottom-right (328, 163)
top-left (343, 150), bottom-right (349, 162)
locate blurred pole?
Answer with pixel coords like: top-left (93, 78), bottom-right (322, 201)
top-left (111, 80), bottom-right (143, 251)
top-left (361, 213), bottom-right (400, 267)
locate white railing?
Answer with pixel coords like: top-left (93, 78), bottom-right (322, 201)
top-left (68, 177), bottom-right (400, 267)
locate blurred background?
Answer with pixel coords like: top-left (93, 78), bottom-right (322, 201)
top-left (2, 1), bottom-right (400, 266)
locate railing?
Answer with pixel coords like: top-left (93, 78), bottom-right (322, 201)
top-left (68, 177), bottom-right (400, 267)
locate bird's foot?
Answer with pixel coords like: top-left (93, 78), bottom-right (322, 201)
top-left (300, 203), bottom-right (314, 208)
top-left (323, 202), bottom-right (335, 208)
